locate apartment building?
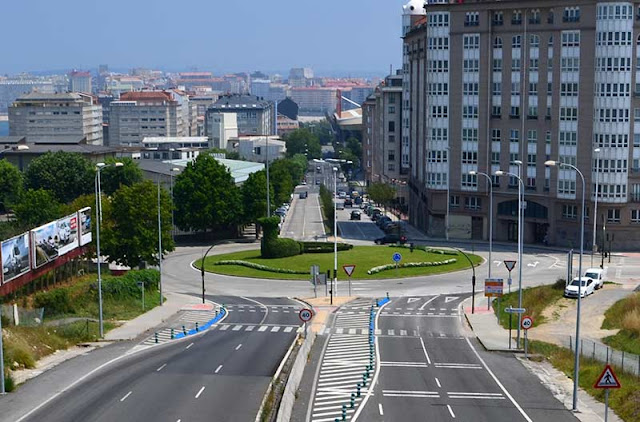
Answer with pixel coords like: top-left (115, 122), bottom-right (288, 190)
top-left (406, 0), bottom-right (640, 249)
top-left (289, 87), bottom-right (338, 115)
top-left (9, 92), bottom-right (103, 145)
top-left (206, 94), bottom-right (273, 137)
top-left (69, 70), bottom-right (92, 93)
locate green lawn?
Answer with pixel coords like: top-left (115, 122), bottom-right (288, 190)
top-left (199, 245), bottom-right (482, 280)
top-left (493, 279), bottom-right (566, 328)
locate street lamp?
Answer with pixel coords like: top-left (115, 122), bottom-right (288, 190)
top-left (169, 167), bottom-right (180, 240)
top-left (545, 159), bottom-right (586, 412)
top-left (591, 148), bottom-right (601, 267)
top-left (95, 161), bottom-right (123, 338)
top-left (494, 168), bottom-right (524, 346)
top-left (333, 166), bottom-right (338, 300)
top-left (469, 171), bottom-right (493, 279)
top-left (266, 136), bottom-right (271, 217)
top-left (446, 146), bottom-right (451, 241)
top-left (453, 248), bottom-right (476, 313)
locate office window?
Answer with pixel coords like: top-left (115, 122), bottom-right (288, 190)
top-left (512, 10), bottom-right (522, 25)
top-left (463, 82), bottom-right (479, 96)
top-left (450, 195), bottom-right (460, 208)
top-left (461, 174), bottom-right (478, 188)
top-left (529, 58), bottom-right (539, 71)
top-left (463, 59), bottom-right (480, 72)
top-left (511, 82), bottom-right (520, 96)
top-left (493, 11), bottom-right (504, 26)
top-left (462, 105), bottom-right (479, 119)
top-left (607, 209), bottom-right (620, 223)
top-left (530, 34), bottom-right (540, 47)
top-left (491, 129), bottom-right (501, 142)
top-left (491, 151), bottom-right (500, 164)
top-left (510, 106), bottom-right (520, 117)
top-left (465, 12), bottom-right (480, 27)
top-left (512, 59), bottom-right (521, 71)
top-left (558, 180), bottom-right (577, 195)
top-left (465, 197), bottom-right (482, 210)
top-left (529, 82), bottom-right (538, 95)
top-left (527, 153), bottom-right (537, 167)
top-left (462, 128), bottom-right (478, 142)
top-left (388, 121), bottom-right (395, 132)
top-left (492, 82), bottom-right (502, 96)
top-left (510, 129), bottom-right (519, 143)
top-left (563, 7), bottom-right (580, 22)
top-left (462, 151), bottom-right (478, 164)
top-left (561, 31), bottom-right (580, 47)
top-left (388, 150), bottom-right (395, 161)
top-left (527, 130), bottom-right (537, 143)
top-left (492, 106), bottom-right (502, 117)
top-left (562, 205), bottom-right (578, 219)
top-left (631, 209), bottom-right (640, 223)
top-left (463, 34), bottom-right (480, 48)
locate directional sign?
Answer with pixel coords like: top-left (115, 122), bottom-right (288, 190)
top-left (504, 260), bottom-right (517, 272)
top-left (505, 307), bottom-right (526, 314)
top-left (484, 278), bottom-right (504, 297)
top-left (594, 365), bottom-right (621, 389)
top-left (521, 316), bottom-right (533, 330)
top-left (299, 308), bottom-right (314, 323)
top-left (392, 252), bottom-right (402, 263)
top-left (343, 264), bottom-right (356, 277)
top-left (407, 297), bottom-right (420, 304)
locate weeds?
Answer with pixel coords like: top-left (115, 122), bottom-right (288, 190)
top-left (602, 293), bottom-right (640, 355)
top-left (494, 279), bottom-right (565, 329)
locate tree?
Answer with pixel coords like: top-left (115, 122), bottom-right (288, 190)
top-left (304, 120), bottom-right (334, 145)
top-left (241, 170), bottom-right (272, 226)
top-left (0, 159), bottom-right (23, 212)
top-left (24, 151), bottom-right (94, 204)
top-left (269, 158), bottom-right (306, 206)
top-left (368, 182), bottom-right (396, 211)
top-left (13, 189), bottom-right (63, 229)
top-left (173, 154), bottom-right (242, 233)
top-left (284, 128), bottom-right (321, 159)
top-left (100, 157), bottom-right (143, 195)
top-left (101, 180), bottom-right (174, 268)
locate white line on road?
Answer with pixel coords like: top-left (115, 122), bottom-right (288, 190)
top-left (235, 343), bottom-right (242, 350)
top-left (215, 365), bottom-right (223, 373)
top-left (186, 342), bottom-right (194, 349)
top-left (419, 295), bottom-right (440, 310)
top-left (195, 386), bottom-right (205, 399)
top-left (120, 391), bottom-right (132, 402)
top-left (435, 377), bottom-right (441, 388)
top-left (447, 405), bottom-right (455, 418)
top-left (465, 338), bottom-right (533, 422)
top-left (156, 363), bottom-right (167, 372)
top-left (420, 336), bottom-right (432, 364)
top-left (378, 403), bottom-right (384, 416)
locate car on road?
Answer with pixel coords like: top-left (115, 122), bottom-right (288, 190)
top-left (376, 216), bottom-right (392, 227)
top-left (344, 198), bottom-right (353, 207)
top-left (382, 221), bottom-right (403, 233)
top-left (375, 233), bottom-right (407, 245)
top-left (584, 268), bottom-right (606, 289)
top-left (299, 191), bottom-right (308, 199)
top-left (335, 200), bottom-right (345, 210)
top-left (350, 210), bottom-right (361, 220)
top-left (564, 277), bottom-right (595, 298)
top-left (338, 191), bottom-right (347, 199)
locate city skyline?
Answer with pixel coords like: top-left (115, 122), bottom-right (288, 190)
top-left (1, 0), bottom-right (407, 76)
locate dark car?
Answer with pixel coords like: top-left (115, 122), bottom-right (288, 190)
top-left (376, 216), bottom-right (392, 227)
top-left (350, 210), bottom-right (361, 220)
top-left (299, 191), bottom-right (308, 199)
top-left (375, 233), bottom-right (407, 245)
top-left (382, 222), bottom-right (403, 233)
top-left (344, 198), bottom-right (353, 207)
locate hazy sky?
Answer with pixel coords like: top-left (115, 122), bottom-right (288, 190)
top-left (2, 0), bottom-right (408, 76)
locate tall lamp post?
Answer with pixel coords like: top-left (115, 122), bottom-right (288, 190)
top-left (446, 146), bottom-right (451, 240)
top-left (95, 161), bottom-right (123, 338)
top-left (546, 160), bottom-right (586, 412)
top-left (266, 136), bottom-right (271, 217)
top-left (469, 171), bottom-right (493, 279)
top-left (494, 168), bottom-right (524, 346)
top-left (333, 167), bottom-right (338, 298)
top-left (591, 148), bottom-right (600, 267)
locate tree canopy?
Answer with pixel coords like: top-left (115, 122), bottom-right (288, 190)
top-left (241, 170), bottom-right (272, 225)
top-left (24, 151), bottom-right (94, 204)
top-left (368, 182), bottom-right (397, 210)
top-left (99, 157), bottom-right (143, 195)
top-left (284, 128), bottom-right (322, 159)
top-left (0, 159), bottom-right (23, 212)
top-left (13, 188), bottom-right (63, 229)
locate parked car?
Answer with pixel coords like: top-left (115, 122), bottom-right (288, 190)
top-left (299, 191), bottom-right (308, 199)
top-left (584, 268), bottom-right (606, 290)
top-left (355, 197), bottom-right (363, 205)
top-left (350, 210), bottom-right (361, 220)
top-left (370, 208), bottom-right (382, 219)
top-left (375, 233), bottom-right (407, 245)
top-left (376, 216), bottom-right (392, 227)
top-left (382, 222), bottom-right (403, 233)
top-left (564, 277), bottom-right (595, 298)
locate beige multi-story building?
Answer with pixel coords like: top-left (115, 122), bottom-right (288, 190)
top-left (406, 0), bottom-right (640, 249)
top-left (9, 92), bottom-right (103, 145)
top-left (206, 94), bottom-right (274, 137)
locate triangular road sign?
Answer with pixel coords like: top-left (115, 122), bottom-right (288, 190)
top-left (594, 365), bottom-right (621, 389)
top-left (504, 260), bottom-right (517, 272)
top-left (343, 265), bottom-right (356, 277)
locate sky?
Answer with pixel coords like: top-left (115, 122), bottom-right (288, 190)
top-left (2, 0), bottom-right (409, 77)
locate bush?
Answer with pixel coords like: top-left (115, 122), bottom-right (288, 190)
top-left (262, 237), bottom-right (301, 258)
top-left (33, 289), bottom-right (73, 318)
top-left (300, 241), bottom-right (353, 253)
top-left (4, 374), bottom-right (15, 392)
top-left (100, 269), bottom-right (160, 299)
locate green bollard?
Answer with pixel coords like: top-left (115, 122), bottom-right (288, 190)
top-left (342, 405), bottom-right (346, 421)
top-left (357, 384), bottom-right (361, 397)
top-left (196, 322), bottom-right (199, 332)
top-left (170, 328), bottom-right (175, 339)
top-left (154, 332), bottom-right (158, 343)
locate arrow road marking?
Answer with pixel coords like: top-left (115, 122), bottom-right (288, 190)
top-left (419, 295), bottom-right (440, 310)
top-left (493, 261), bottom-right (502, 266)
top-left (527, 261), bottom-right (539, 268)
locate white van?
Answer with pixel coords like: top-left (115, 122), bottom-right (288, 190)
top-left (584, 267), bottom-right (606, 290)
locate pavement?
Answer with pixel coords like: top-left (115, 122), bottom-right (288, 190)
top-left (462, 292), bottom-right (624, 422)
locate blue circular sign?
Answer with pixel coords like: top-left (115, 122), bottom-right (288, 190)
top-left (392, 252), bottom-right (402, 262)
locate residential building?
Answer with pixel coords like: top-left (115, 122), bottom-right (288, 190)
top-left (142, 136), bottom-right (209, 149)
top-left (289, 67), bottom-right (314, 88)
top-left (290, 87), bottom-right (338, 116)
top-left (206, 112), bottom-right (239, 149)
top-left (69, 70), bottom-right (92, 93)
top-left (228, 135), bottom-right (286, 163)
top-left (406, 0), bottom-right (640, 249)
top-left (206, 94), bottom-right (273, 136)
top-left (0, 77), bottom-right (57, 113)
top-left (9, 92), bottom-right (103, 145)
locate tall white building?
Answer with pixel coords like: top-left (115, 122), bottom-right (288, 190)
top-left (206, 112), bottom-right (238, 149)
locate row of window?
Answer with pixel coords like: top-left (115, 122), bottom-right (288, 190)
top-left (490, 8), bottom-right (579, 26)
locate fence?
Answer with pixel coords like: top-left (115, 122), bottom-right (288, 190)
top-left (568, 336), bottom-right (640, 377)
top-left (1, 304), bottom-right (44, 326)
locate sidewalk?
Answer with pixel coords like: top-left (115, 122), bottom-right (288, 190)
top-left (462, 293), bottom-right (622, 422)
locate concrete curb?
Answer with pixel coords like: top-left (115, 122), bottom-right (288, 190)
top-left (276, 331), bottom-right (317, 422)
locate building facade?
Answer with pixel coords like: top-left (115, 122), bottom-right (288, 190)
top-left (69, 70), bottom-right (92, 93)
top-left (206, 112), bottom-right (239, 149)
top-left (406, 0), bottom-right (640, 249)
top-left (206, 94), bottom-right (274, 137)
top-left (9, 92), bottom-right (103, 145)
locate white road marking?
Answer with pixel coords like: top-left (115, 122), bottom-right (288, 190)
top-left (195, 386), bottom-right (205, 399)
top-left (465, 338), bottom-right (533, 422)
top-left (186, 342), bottom-right (194, 350)
top-left (447, 405), bottom-right (455, 418)
top-left (156, 363), bottom-right (167, 372)
top-left (435, 377), bottom-right (441, 388)
top-left (215, 365), bottom-right (223, 373)
top-left (419, 295), bottom-right (439, 310)
top-left (235, 343), bottom-right (242, 350)
top-left (420, 336), bottom-right (432, 364)
top-left (120, 391), bottom-right (132, 402)
top-left (378, 403), bottom-right (384, 416)
top-left (271, 326), bottom-right (281, 332)
top-left (232, 325), bottom-right (243, 331)
top-left (258, 325), bottom-right (268, 332)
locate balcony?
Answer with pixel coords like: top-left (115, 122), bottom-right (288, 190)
top-left (563, 15), bottom-right (580, 23)
top-left (511, 18), bottom-right (522, 25)
top-left (529, 17), bottom-right (541, 24)
top-left (492, 19), bottom-right (504, 26)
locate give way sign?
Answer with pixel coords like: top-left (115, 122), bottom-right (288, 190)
top-left (343, 265), bottom-right (356, 277)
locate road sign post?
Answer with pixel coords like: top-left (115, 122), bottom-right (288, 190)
top-left (505, 307), bottom-right (526, 349)
top-left (343, 265), bottom-right (356, 297)
top-left (504, 260), bottom-right (516, 295)
top-left (299, 308), bottom-right (314, 338)
top-left (594, 364), bottom-right (621, 422)
top-left (392, 253), bottom-right (402, 276)
top-left (310, 265), bottom-right (320, 298)
top-left (521, 316), bottom-right (533, 358)
top-left (484, 278), bottom-right (504, 311)
top-left (137, 281), bottom-right (145, 311)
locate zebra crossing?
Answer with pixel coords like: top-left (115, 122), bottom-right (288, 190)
top-left (224, 304), bottom-right (301, 313)
top-left (310, 298), bottom-right (380, 422)
top-left (317, 327), bottom-right (463, 338)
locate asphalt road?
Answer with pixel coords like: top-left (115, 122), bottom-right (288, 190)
top-left (18, 296), bottom-right (302, 422)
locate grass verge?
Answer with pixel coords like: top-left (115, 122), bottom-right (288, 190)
top-left (199, 246), bottom-right (482, 280)
top-left (494, 279), bottom-right (566, 328)
top-left (602, 293), bottom-right (640, 355)
top-left (529, 340), bottom-right (640, 421)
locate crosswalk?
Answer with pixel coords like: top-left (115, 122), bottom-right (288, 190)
top-left (310, 298), bottom-right (379, 422)
top-left (224, 304), bottom-right (301, 313)
top-left (317, 327), bottom-right (463, 338)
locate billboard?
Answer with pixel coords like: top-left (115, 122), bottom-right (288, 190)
top-left (32, 222), bottom-right (59, 268)
top-left (78, 207), bottom-right (92, 246)
top-left (56, 213), bottom-right (79, 256)
top-left (1, 232), bottom-right (31, 284)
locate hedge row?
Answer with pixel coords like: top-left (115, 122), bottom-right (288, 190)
top-left (393, 244), bottom-right (458, 256)
top-left (262, 237), bottom-right (302, 258)
top-left (214, 260), bottom-right (308, 274)
top-left (300, 241), bottom-right (353, 253)
top-left (367, 258), bottom-right (457, 275)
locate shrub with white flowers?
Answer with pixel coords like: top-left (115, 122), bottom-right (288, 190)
top-left (214, 260), bottom-right (308, 274)
top-left (366, 258), bottom-right (457, 274)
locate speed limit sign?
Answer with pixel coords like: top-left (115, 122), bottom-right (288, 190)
top-left (299, 308), bottom-right (314, 323)
top-left (521, 316), bottom-right (533, 330)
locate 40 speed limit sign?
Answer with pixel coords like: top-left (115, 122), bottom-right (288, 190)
top-left (299, 308), bottom-right (314, 322)
top-left (521, 316), bottom-right (533, 330)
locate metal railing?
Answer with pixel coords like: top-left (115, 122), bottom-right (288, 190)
top-left (568, 336), bottom-right (640, 377)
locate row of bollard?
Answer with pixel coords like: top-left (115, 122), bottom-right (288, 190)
top-left (155, 305), bottom-right (226, 343)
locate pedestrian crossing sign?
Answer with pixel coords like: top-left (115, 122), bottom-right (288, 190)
top-left (594, 365), bottom-right (621, 389)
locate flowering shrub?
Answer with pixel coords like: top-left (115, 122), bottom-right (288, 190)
top-left (214, 260), bottom-right (308, 274)
top-left (366, 258), bottom-right (457, 274)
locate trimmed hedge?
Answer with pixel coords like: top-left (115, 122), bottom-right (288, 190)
top-left (300, 241), bottom-right (353, 253)
top-left (393, 244), bottom-right (458, 256)
top-left (367, 258), bottom-right (457, 275)
top-left (214, 259), bottom-right (308, 274)
top-left (262, 237), bottom-right (301, 259)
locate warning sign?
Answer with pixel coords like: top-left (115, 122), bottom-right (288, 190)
top-left (594, 365), bottom-right (621, 389)
top-left (504, 260), bottom-right (517, 272)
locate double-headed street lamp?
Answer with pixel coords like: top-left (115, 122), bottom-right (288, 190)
top-left (546, 160), bottom-right (586, 412)
top-left (95, 161), bottom-right (123, 338)
top-left (469, 171), bottom-right (493, 279)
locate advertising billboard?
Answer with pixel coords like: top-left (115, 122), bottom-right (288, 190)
top-left (78, 207), bottom-right (92, 246)
top-left (32, 221), bottom-right (59, 268)
top-left (56, 213), bottom-right (79, 256)
top-left (1, 232), bottom-right (31, 284)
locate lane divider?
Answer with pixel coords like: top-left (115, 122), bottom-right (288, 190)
top-left (172, 306), bottom-right (228, 340)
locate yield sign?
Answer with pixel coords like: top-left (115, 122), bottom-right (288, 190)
top-left (504, 260), bottom-right (517, 272)
top-left (343, 265), bottom-right (356, 277)
top-left (594, 365), bottom-right (621, 389)
top-left (445, 296), bottom-right (459, 303)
